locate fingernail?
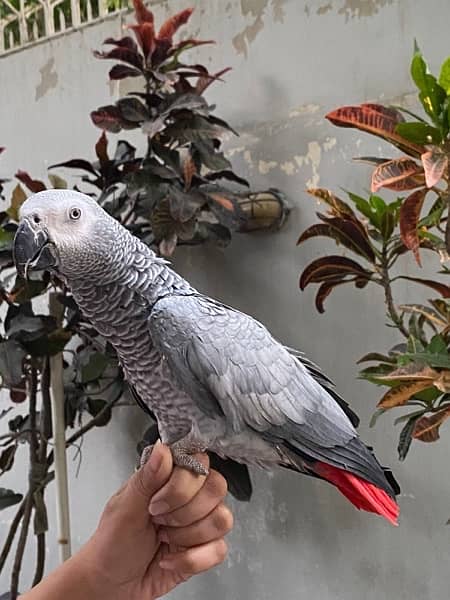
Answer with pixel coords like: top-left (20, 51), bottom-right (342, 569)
top-left (159, 560), bottom-right (175, 570)
top-left (158, 529), bottom-right (169, 544)
top-left (147, 443), bottom-right (163, 474)
top-left (149, 500), bottom-right (170, 516)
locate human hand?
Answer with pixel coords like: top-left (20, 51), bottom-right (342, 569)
top-left (78, 442), bottom-right (233, 600)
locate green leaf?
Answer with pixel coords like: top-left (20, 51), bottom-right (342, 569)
top-left (397, 416), bottom-right (418, 461)
top-left (47, 174), bottom-right (67, 189)
top-left (346, 192), bottom-right (376, 223)
top-left (369, 408), bottom-right (386, 427)
top-left (357, 352), bottom-right (396, 364)
top-left (395, 122), bottom-right (442, 145)
top-left (193, 141), bottom-right (231, 171)
top-left (0, 228), bottom-right (15, 251)
top-left (438, 57), bottom-right (450, 94)
top-left (0, 445), bottom-right (16, 474)
top-left (394, 409), bottom-right (427, 426)
top-left (411, 44), bottom-right (446, 125)
top-left (11, 274), bottom-right (49, 304)
top-left (402, 352), bottom-right (450, 369)
top-left (7, 184), bottom-right (27, 221)
top-left (413, 387), bottom-right (441, 403)
top-left (80, 352), bottom-right (109, 383)
top-left (427, 334), bottom-right (447, 354)
top-left (0, 340), bottom-right (25, 386)
top-left (0, 487), bottom-right (23, 510)
top-left (411, 41), bottom-right (428, 92)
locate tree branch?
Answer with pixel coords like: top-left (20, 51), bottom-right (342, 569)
top-left (32, 533), bottom-right (46, 587)
top-left (0, 495), bottom-right (27, 574)
top-left (10, 366), bottom-right (39, 600)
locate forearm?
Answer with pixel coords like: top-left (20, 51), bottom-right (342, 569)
top-left (20, 550), bottom-right (110, 600)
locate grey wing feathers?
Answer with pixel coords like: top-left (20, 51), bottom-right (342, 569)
top-left (285, 347), bottom-right (360, 428)
top-left (149, 294), bottom-right (357, 445)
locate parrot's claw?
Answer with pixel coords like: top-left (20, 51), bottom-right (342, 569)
top-left (171, 445), bottom-right (209, 476)
top-left (139, 441), bottom-right (209, 476)
top-left (139, 444), bottom-right (154, 470)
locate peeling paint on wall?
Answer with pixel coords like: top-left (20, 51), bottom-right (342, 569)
top-left (232, 0), bottom-right (286, 57)
top-left (289, 104), bottom-right (320, 118)
top-left (258, 159), bottom-right (278, 174)
top-left (35, 57), bottom-right (58, 101)
top-left (305, 0), bottom-right (394, 20)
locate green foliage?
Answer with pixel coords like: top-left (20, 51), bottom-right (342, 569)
top-left (299, 44), bottom-right (450, 462)
top-left (51, 0), bottom-right (287, 256)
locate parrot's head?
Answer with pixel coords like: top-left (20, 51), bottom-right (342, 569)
top-left (14, 189), bottom-right (122, 280)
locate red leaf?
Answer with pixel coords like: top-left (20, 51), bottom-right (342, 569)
top-left (196, 67), bottom-right (232, 95)
top-left (421, 148), bottom-right (448, 188)
top-left (412, 407), bottom-right (450, 442)
top-left (15, 171), bottom-right (46, 193)
top-left (91, 106), bottom-right (124, 133)
top-left (315, 280), bottom-right (348, 313)
top-left (397, 276), bottom-right (450, 298)
top-left (127, 22), bottom-right (155, 59)
top-left (169, 38), bottom-right (215, 57)
top-left (49, 159), bottom-right (98, 176)
top-left (326, 103), bottom-right (425, 157)
top-left (104, 36), bottom-right (138, 50)
top-left (299, 255), bottom-right (372, 290)
top-left (94, 47), bottom-right (143, 70)
top-left (399, 188), bottom-right (428, 266)
top-left (108, 64), bottom-right (142, 80)
top-left (95, 132), bottom-right (109, 165)
top-left (207, 192), bottom-right (235, 212)
top-left (183, 155), bottom-right (196, 190)
top-left (298, 214), bottom-right (375, 262)
top-left (132, 0), bottom-right (154, 24)
top-left (157, 8), bottom-right (193, 42)
top-left (371, 158), bottom-right (424, 192)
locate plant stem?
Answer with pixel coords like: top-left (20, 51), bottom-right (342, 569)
top-left (10, 366), bottom-right (39, 600)
top-left (443, 189), bottom-right (450, 253)
top-left (380, 244), bottom-right (409, 338)
top-left (10, 495), bottom-right (32, 599)
top-left (32, 533), bottom-right (46, 587)
top-left (0, 495), bottom-right (27, 574)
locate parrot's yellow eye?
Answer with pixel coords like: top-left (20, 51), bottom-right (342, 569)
top-left (69, 207), bottom-right (81, 220)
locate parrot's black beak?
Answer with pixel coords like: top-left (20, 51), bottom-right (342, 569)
top-left (13, 220), bottom-right (56, 279)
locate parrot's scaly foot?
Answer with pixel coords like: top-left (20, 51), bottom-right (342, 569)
top-left (171, 440), bottom-right (209, 476)
top-left (139, 439), bottom-right (208, 476)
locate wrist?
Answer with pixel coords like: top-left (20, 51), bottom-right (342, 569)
top-left (74, 540), bottom-right (126, 600)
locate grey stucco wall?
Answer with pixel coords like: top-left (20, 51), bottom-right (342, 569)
top-left (1, 0), bottom-right (450, 598)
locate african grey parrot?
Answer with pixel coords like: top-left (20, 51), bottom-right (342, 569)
top-left (14, 190), bottom-right (400, 525)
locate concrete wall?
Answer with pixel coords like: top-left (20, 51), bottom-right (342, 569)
top-left (1, 0), bottom-right (450, 598)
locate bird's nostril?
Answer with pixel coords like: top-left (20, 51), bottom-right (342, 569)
top-left (32, 215), bottom-right (41, 224)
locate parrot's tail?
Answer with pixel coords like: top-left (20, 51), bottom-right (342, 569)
top-left (314, 462), bottom-right (399, 526)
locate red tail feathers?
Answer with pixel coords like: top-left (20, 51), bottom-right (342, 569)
top-left (315, 462), bottom-right (399, 526)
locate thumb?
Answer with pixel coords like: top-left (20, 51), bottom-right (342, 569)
top-left (125, 442), bottom-right (173, 512)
